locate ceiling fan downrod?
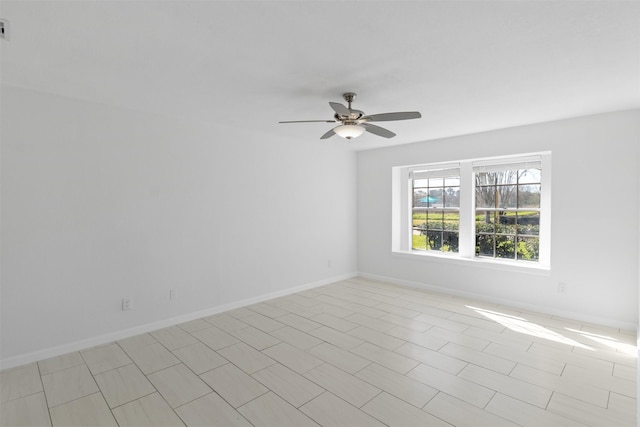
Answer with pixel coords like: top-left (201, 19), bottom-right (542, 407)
top-left (343, 92), bottom-right (356, 110)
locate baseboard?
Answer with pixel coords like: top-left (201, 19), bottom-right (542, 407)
top-left (0, 272), bottom-right (358, 370)
top-left (358, 272), bottom-right (638, 332)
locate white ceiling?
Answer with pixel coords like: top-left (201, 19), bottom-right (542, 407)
top-left (1, 1), bottom-right (639, 150)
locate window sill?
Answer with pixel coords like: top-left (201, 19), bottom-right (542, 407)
top-left (391, 250), bottom-right (551, 276)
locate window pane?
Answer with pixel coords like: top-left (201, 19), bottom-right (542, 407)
top-left (429, 188), bottom-right (444, 206)
top-left (517, 213), bottom-right (540, 235)
top-left (412, 209), bottom-right (426, 228)
top-left (428, 177), bottom-right (443, 187)
top-left (499, 170), bottom-right (518, 184)
top-left (476, 234), bottom-right (494, 257)
top-left (476, 210), bottom-right (494, 233)
top-left (413, 189), bottom-right (429, 207)
top-left (413, 178), bottom-right (428, 188)
top-left (476, 172), bottom-right (495, 185)
top-left (444, 210), bottom-right (459, 231)
top-left (517, 236), bottom-right (539, 261)
top-left (444, 177), bottom-right (460, 187)
top-left (443, 231), bottom-right (459, 253)
top-left (519, 168), bottom-right (541, 184)
top-left (498, 185), bottom-right (517, 208)
top-left (427, 211), bottom-right (443, 230)
top-left (476, 186), bottom-right (495, 208)
top-left (518, 184), bottom-right (540, 208)
top-left (496, 214), bottom-right (517, 234)
top-left (412, 230), bottom-right (427, 251)
top-left (495, 235), bottom-right (516, 259)
top-left (444, 187), bottom-right (460, 207)
top-left (427, 231), bottom-right (442, 251)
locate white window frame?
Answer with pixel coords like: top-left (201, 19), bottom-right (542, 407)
top-left (392, 152), bottom-right (551, 271)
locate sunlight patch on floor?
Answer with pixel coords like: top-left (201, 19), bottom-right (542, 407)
top-left (467, 306), bottom-right (594, 350)
top-left (565, 328), bottom-right (637, 357)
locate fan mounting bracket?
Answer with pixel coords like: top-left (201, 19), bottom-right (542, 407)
top-left (342, 92), bottom-right (357, 103)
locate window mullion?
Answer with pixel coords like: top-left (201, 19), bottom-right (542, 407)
top-left (458, 161), bottom-right (475, 258)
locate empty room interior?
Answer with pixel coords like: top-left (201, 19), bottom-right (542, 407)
top-left (2, 1), bottom-right (640, 426)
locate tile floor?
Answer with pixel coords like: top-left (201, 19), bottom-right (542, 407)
top-left (1, 277), bottom-right (637, 426)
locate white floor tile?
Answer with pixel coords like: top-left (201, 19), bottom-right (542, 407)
top-left (302, 392), bottom-right (386, 427)
top-left (81, 343), bottom-right (132, 375)
top-left (150, 326), bottom-right (198, 351)
top-left (483, 342), bottom-right (565, 375)
top-left (458, 363), bottom-right (552, 409)
top-left (395, 342), bottom-right (467, 374)
top-left (238, 392), bottom-right (319, 427)
top-left (485, 392), bottom-right (584, 427)
top-left (116, 333), bottom-right (157, 353)
top-left (252, 363), bottom-right (324, 408)
top-left (0, 363), bottom-right (43, 403)
top-left (347, 325), bottom-right (406, 350)
top-left (307, 342), bottom-right (371, 374)
top-left (307, 326), bottom-right (365, 350)
top-left (351, 342), bottom-right (419, 374)
top-left (41, 364), bottom-right (99, 408)
top-left (172, 342), bottom-right (228, 375)
top-left (124, 342), bottom-right (181, 374)
top-left (407, 363), bottom-right (495, 408)
top-left (199, 363), bottom-right (268, 408)
top-left (240, 313), bottom-right (285, 333)
top-left (425, 392), bottom-right (519, 427)
top-left (203, 313), bottom-right (249, 332)
top-left (217, 342), bottom-right (275, 374)
top-left (362, 392), bottom-right (450, 427)
top-left (547, 392), bottom-right (635, 427)
top-left (175, 392), bottom-right (252, 427)
top-left (111, 392), bottom-right (185, 427)
top-left (355, 363), bottom-right (438, 408)
top-left (49, 392), bottom-right (117, 427)
top-left (275, 313), bottom-right (323, 332)
top-left (147, 364), bottom-right (211, 408)
top-left (439, 342), bottom-right (516, 374)
top-left (303, 363), bottom-right (380, 408)
top-left (94, 363), bottom-right (155, 408)
top-left (510, 363), bottom-right (609, 408)
top-left (270, 326), bottom-right (323, 350)
top-left (38, 352), bottom-right (85, 376)
top-left (262, 342), bottom-right (323, 374)
top-left (230, 325), bottom-right (281, 350)
top-left (190, 326), bottom-right (240, 351)
top-left (0, 392), bottom-right (51, 427)
top-left (310, 313), bottom-right (358, 332)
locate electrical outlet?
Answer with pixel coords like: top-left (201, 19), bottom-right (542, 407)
top-left (327, 259), bottom-right (332, 268)
top-left (122, 298), bottom-right (132, 311)
top-left (169, 289), bottom-right (176, 300)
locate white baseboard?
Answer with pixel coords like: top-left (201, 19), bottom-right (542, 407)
top-left (0, 272), bottom-right (358, 370)
top-left (358, 272), bottom-right (638, 332)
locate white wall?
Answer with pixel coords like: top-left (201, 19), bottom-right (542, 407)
top-left (0, 85), bottom-right (357, 366)
top-left (357, 110), bottom-right (640, 328)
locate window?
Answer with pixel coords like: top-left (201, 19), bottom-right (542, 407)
top-left (411, 166), bottom-right (460, 253)
top-left (393, 153), bottom-right (550, 268)
top-left (474, 160), bottom-right (541, 262)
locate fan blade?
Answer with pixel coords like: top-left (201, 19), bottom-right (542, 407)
top-left (362, 123), bottom-right (396, 138)
top-left (362, 112), bottom-right (422, 122)
top-left (320, 129), bottom-right (336, 139)
top-left (329, 102), bottom-right (350, 117)
top-left (279, 120), bottom-right (336, 123)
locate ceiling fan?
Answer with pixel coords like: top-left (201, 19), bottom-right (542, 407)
top-left (279, 92), bottom-right (422, 140)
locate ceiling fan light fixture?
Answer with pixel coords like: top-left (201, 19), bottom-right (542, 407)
top-left (334, 124), bottom-right (365, 139)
